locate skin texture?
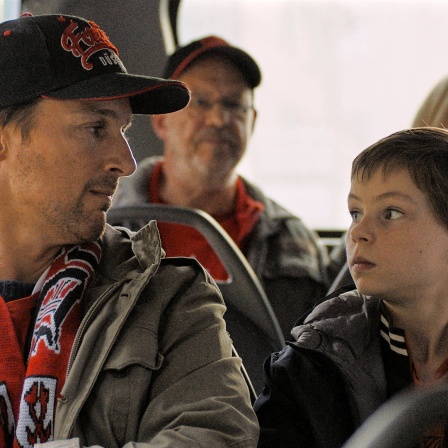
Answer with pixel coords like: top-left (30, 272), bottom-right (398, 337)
top-left (346, 167), bottom-right (448, 380)
top-left (0, 98), bottom-right (135, 283)
top-left (151, 55), bottom-right (257, 216)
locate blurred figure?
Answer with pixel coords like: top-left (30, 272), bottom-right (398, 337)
top-left (412, 75), bottom-right (448, 128)
top-left (113, 35), bottom-right (330, 338)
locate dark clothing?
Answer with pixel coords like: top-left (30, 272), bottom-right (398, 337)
top-left (254, 287), bottom-right (409, 448)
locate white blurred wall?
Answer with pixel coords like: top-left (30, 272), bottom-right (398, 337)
top-left (1, 0), bottom-right (21, 21)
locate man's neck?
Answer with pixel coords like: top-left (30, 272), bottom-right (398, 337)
top-left (0, 207), bottom-right (63, 282)
top-left (158, 168), bottom-right (239, 217)
top-left (0, 238), bottom-right (58, 283)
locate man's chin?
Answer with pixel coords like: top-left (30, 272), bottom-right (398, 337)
top-left (90, 215), bottom-right (108, 240)
top-left (71, 213), bottom-right (107, 244)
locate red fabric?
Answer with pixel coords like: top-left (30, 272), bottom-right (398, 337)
top-left (149, 160), bottom-right (265, 281)
top-left (7, 294), bottom-right (39, 354)
top-left (412, 358), bottom-right (448, 447)
top-left (0, 297), bottom-right (27, 448)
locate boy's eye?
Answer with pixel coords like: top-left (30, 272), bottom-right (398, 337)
top-left (385, 209), bottom-right (403, 220)
top-left (349, 210), bottom-right (360, 221)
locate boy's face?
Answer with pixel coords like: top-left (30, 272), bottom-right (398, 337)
top-left (346, 167), bottom-right (448, 305)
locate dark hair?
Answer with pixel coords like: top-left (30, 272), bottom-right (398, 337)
top-left (352, 127), bottom-right (448, 229)
top-left (0, 99), bottom-right (41, 142)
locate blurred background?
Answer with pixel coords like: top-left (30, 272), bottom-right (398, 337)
top-left (177, 0), bottom-right (448, 230)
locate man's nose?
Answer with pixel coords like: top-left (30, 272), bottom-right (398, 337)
top-left (105, 134), bottom-right (136, 178)
top-left (204, 101), bottom-right (232, 127)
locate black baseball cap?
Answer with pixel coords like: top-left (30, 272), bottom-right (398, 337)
top-left (0, 13), bottom-right (190, 114)
top-left (163, 36), bottom-right (261, 89)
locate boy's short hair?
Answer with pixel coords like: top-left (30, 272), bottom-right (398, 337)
top-left (352, 127), bottom-right (448, 229)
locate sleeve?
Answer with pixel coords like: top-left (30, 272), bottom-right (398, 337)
top-left (254, 347), bottom-right (314, 448)
top-left (253, 344), bottom-right (355, 448)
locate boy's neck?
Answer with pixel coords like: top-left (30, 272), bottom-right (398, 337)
top-left (385, 299), bottom-right (448, 380)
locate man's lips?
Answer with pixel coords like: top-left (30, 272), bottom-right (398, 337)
top-left (90, 189), bottom-right (115, 197)
top-left (199, 130), bottom-right (237, 146)
top-left (89, 188), bottom-right (116, 210)
top-left (202, 136), bottom-right (232, 145)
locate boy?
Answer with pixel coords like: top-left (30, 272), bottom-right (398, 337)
top-left (254, 127), bottom-right (448, 447)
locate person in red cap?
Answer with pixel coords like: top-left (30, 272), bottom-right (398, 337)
top-left (0, 14), bottom-right (259, 448)
top-left (113, 35), bottom-right (330, 338)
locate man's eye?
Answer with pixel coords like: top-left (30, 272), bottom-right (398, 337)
top-left (193, 97), bottom-right (211, 109)
top-left (89, 123), bottom-right (105, 137)
top-left (222, 100), bottom-right (242, 110)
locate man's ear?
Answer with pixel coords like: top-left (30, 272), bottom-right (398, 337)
top-left (151, 114), bottom-right (167, 141)
top-left (250, 108), bottom-right (258, 134)
top-left (0, 129), bottom-right (9, 161)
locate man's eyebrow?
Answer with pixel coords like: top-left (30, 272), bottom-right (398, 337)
top-left (74, 104), bottom-right (133, 128)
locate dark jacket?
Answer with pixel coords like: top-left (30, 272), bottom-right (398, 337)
top-left (254, 288), bottom-right (390, 448)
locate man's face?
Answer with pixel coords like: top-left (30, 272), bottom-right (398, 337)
top-left (346, 167), bottom-right (448, 310)
top-left (0, 98), bottom-right (135, 246)
top-left (152, 56), bottom-right (256, 184)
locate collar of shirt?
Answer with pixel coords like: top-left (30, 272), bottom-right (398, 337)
top-left (379, 302), bottom-right (412, 397)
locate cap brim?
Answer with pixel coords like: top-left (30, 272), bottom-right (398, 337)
top-left (42, 72), bottom-right (190, 115)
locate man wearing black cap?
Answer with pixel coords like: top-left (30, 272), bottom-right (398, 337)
top-left (0, 15), bottom-right (258, 448)
top-left (113, 35), bottom-right (330, 338)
